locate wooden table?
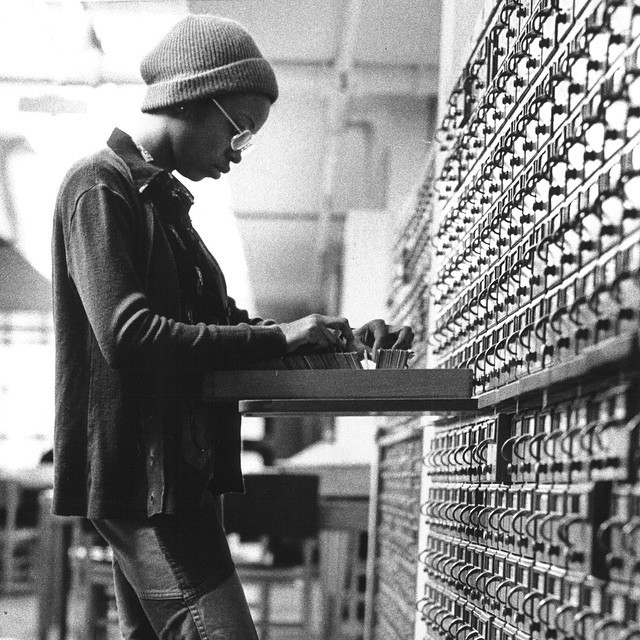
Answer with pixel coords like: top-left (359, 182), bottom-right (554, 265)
top-left (204, 369), bottom-right (477, 415)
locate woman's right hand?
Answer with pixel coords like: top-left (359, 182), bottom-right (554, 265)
top-left (278, 314), bottom-right (355, 353)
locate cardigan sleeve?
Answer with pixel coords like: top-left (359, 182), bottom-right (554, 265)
top-left (65, 181), bottom-right (287, 373)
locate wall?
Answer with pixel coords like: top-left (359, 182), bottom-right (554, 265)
top-left (372, 2), bottom-right (640, 640)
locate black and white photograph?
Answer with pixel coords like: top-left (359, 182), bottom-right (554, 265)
top-left (1, 1), bottom-right (639, 639)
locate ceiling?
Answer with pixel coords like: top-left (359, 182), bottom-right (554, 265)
top-left (0, 0), bottom-right (442, 321)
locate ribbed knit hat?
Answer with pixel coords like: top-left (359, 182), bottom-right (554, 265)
top-left (140, 15), bottom-right (278, 112)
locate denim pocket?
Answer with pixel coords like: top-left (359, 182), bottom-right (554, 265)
top-left (150, 492), bottom-right (234, 600)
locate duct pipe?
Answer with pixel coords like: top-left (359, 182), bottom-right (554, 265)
top-left (315, 0), bottom-right (363, 313)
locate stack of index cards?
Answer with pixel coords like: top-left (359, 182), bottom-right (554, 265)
top-left (249, 349), bottom-right (413, 370)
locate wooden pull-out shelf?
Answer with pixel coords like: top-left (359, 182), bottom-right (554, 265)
top-left (203, 369), bottom-right (477, 416)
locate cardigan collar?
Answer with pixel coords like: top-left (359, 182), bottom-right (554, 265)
top-left (106, 127), bottom-right (194, 206)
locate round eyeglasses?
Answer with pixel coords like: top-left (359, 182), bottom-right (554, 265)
top-left (211, 98), bottom-right (253, 153)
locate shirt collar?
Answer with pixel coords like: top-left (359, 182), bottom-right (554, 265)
top-left (106, 128), bottom-right (194, 206)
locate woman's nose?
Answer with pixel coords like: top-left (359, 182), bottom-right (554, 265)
top-left (227, 149), bottom-right (242, 164)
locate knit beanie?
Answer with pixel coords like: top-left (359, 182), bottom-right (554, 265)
top-left (140, 15), bottom-right (278, 112)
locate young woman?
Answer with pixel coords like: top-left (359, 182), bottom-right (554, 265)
top-left (52, 15), bottom-right (412, 639)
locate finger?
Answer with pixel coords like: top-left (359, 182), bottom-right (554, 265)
top-left (328, 328), bottom-right (347, 351)
top-left (391, 326), bottom-right (415, 349)
top-left (322, 316), bottom-right (353, 334)
top-left (372, 335), bottom-right (386, 359)
top-left (354, 326), bottom-right (372, 349)
top-left (321, 316), bottom-right (355, 350)
top-left (369, 319), bottom-right (388, 340)
top-left (315, 327), bottom-right (342, 351)
top-left (352, 337), bottom-right (370, 357)
top-left (342, 327), bottom-right (355, 351)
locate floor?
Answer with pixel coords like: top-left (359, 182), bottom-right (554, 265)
top-left (0, 593), bottom-right (38, 640)
top-left (0, 580), bottom-right (323, 640)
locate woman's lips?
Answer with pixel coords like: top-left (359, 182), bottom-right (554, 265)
top-left (212, 165), bottom-right (230, 178)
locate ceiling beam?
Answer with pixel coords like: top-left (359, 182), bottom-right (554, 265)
top-left (234, 210), bottom-right (346, 221)
top-left (0, 61), bottom-right (438, 98)
top-left (276, 61), bottom-right (439, 97)
top-left (314, 0), bottom-right (363, 314)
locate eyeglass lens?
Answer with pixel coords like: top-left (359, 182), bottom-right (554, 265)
top-left (212, 98), bottom-right (253, 152)
top-left (231, 130), bottom-right (253, 152)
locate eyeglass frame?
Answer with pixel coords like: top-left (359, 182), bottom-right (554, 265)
top-left (211, 97), bottom-right (254, 153)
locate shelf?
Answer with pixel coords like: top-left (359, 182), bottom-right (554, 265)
top-left (476, 331), bottom-right (640, 409)
top-left (203, 369), bottom-right (477, 416)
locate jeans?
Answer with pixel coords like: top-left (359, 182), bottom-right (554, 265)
top-left (92, 491), bottom-right (258, 640)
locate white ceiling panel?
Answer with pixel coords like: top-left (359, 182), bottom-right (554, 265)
top-left (354, 0), bottom-right (441, 65)
top-left (237, 1), bottom-right (345, 63)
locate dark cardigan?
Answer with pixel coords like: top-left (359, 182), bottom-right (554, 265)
top-left (51, 129), bottom-right (286, 518)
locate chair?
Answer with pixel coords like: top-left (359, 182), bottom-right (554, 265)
top-left (36, 491), bottom-right (114, 640)
top-left (36, 489), bottom-right (74, 640)
top-left (223, 472), bottom-right (320, 640)
top-left (68, 519), bottom-right (117, 640)
top-left (0, 464), bottom-right (53, 594)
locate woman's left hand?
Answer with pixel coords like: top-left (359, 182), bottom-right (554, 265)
top-left (353, 319), bottom-right (414, 357)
